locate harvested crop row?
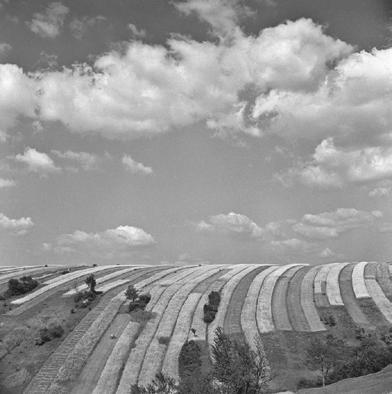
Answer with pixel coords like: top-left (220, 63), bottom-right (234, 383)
top-left (286, 266), bottom-right (311, 332)
top-left (115, 265), bottom-right (205, 393)
top-left (24, 267), bottom-right (170, 394)
top-left (352, 261), bottom-right (370, 298)
top-left (339, 264), bottom-right (373, 329)
top-left (326, 262), bottom-right (350, 306)
top-left (63, 267), bottom-right (140, 296)
top-left (186, 266), bottom-right (245, 344)
top-left (241, 266), bottom-right (278, 350)
top-left (272, 265), bottom-right (304, 331)
top-left (257, 264), bottom-right (303, 333)
top-left (137, 266), bottom-right (220, 387)
top-left (376, 262), bottom-right (392, 301)
top-left (11, 265), bottom-right (119, 306)
top-left (300, 265), bottom-right (326, 332)
top-left (0, 266), bottom-right (56, 284)
top-left (92, 285), bottom-right (170, 394)
top-left (161, 293), bottom-right (204, 381)
top-left (314, 263), bottom-right (335, 307)
top-left (223, 265), bottom-right (267, 338)
top-left (365, 263), bottom-right (392, 324)
top-left (208, 265), bottom-right (261, 347)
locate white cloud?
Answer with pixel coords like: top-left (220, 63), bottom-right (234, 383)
top-left (54, 225), bottom-right (155, 257)
top-left (369, 180), bottom-right (392, 197)
top-left (28, 2), bottom-right (69, 39)
top-left (175, 0), bottom-right (253, 37)
top-left (196, 212), bottom-right (264, 239)
top-left (69, 15), bottom-right (106, 40)
top-left (0, 42), bottom-right (11, 55)
top-left (319, 247), bottom-right (335, 258)
top-left (122, 155), bottom-right (153, 175)
top-left (271, 237), bottom-right (313, 252)
top-left (128, 23), bottom-right (146, 38)
top-left (292, 208), bottom-right (382, 239)
top-left (0, 178), bottom-right (16, 188)
top-left (0, 212), bottom-right (34, 235)
top-left (15, 147), bottom-right (60, 174)
top-left (52, 150), bottom-right (98, 171)
top-left (284, 138), bottom-right (392, 188)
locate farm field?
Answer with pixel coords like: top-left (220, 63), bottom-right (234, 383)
top-left (1, 262), bottom-right (392, 393)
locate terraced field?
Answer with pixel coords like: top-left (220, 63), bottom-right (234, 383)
top-left (1, 261), bottom-right (392, 393)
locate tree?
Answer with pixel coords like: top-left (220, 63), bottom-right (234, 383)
top-left (305, 335), bottom-right (343, 387)
top-left (211, 327), bottom-right (269, 393)
top-left (125, 284), bottom-right (139, 302)
top-left (131, 372), bottom-right (178, 394)
top-left (85, 274), bottom-right (96, 293)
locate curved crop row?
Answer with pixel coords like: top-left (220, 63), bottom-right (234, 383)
top-left (116, 266), bottom-right (204, 393)
top-left (314, 263), bottom-right (335, 307)
top-left (300, 265), bottom-right (326, 331)
top-left (208, 265), bottom-right (261, 348)
top-left (376, 262), bottom-right (392, 301)
top-left (137, 266), bottom-right (220, 387)
top-left (326, 262), bottom-right (350, 306)
top-left (241, 265), bottom-right (278, 349)
top-left (11, 265), bottom-right (119, 306)
top-left (257, 264), bottom-right (303, 333)
top-left (352, 261), bottom-right (370, 298)
top-left (286, 266), bottom-right (310, 332)
top-left (63, 267), bottom-right (140, 296)
top-left (0, 266), bottom-right (56, 284)
top-left (272, 265), bottom-right (304, 331)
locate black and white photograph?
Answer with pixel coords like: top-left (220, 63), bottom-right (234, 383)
top-left (1, 0), bottom-right (392, 392)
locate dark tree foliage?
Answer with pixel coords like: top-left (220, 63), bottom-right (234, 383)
top-left (85, 274), bottom-right (97, 293)
top-left (131, 373), bottom-right (178, 394)
top-left (203, 291), bottom-right (221, 323)
top-left (6, 276), bottom-right (38, 296)
top-left (125, 284), bottom-right (139, 301)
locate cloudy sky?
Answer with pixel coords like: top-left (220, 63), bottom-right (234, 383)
top-left (1, 0), bottom-right (392, 267)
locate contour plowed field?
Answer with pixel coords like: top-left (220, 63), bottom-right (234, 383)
top-left (1, 261), bottom-right (392, 393)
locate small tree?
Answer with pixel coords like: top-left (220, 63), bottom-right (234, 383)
top-left (85, 274), bottom-right (96, 293)
top-left (125, 284), bottom-right (139, 302)
top-left (211, 327), bottom-right (269, 393)
top-left (305, 335), bottom-right (343, 387)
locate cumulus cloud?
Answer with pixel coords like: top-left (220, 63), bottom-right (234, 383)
top-left (15, 147), bottom-right (60, 174)
top-left (54, 225), bottom-right (155, 257)
top-left (0, 177), bottom-right (16, 188)
top-left (0, 212), bottom-right (34, 235)
top-left (292, 208), bottom-right (382, 240)
top-left (285, 138), bottom-right (392, 188)
top-left (128, 23), bottom-right (146, 38)
top-left (69, 15), bottom-right (106, 40)
top-left (122, 155), bottom-right (153, 175)
top-left (27, 2), bottom-right (69, 38)
top-left (196, 212), bottom-right (264, 239)
top-left (369, 180), bottom-right (392, 197)
top-left (51, 150), bottom-right (98, 171)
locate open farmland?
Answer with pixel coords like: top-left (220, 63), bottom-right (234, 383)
top-left (1, 262), bottom-right (392, 393)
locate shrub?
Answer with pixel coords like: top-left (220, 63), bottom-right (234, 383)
top-left (158, 336), bottom-right (171, 345)
top-left (139, 293), bottom-right (151, 305)
top-left (128, 292), bottom-right (151, 313)
top-left (6, 276), bottom-right (38, 297)
top-left (74, 290), bottom-right (96, 308)
top-left (203, 291), bottom-right (221, 323)
top-left (36, 322), bottom-right (64, 345)
top-left (297, 377), bottom-right (322, 389)
top-left (321, 313), bottom-right (336, 327)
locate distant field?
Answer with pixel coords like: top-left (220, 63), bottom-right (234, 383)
top-left (1, 262), bottom-right (392, 393)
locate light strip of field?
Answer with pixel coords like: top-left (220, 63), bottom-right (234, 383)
top-left (272, 265), bottom-right (305, 331)
top-left (339, 264), bottom-right (374, 329)
top-left (365, 277), bottom-right (392, 324)
top-left (241, 265), bottom-right (278, 349)
top-left (0, 266), bottom-right (56, 284)
top-left (185, 265), bottom-right (245, 344)
top-left (115, 266), bottom-right (206, 393)
top-left (140, 266), bottom-right (220, 386)
top-left (300, 265), bottom-right (326, 332)
top-left (63, 267), bottom-right (141, 296)
top-left (208, 265), bottom-right (262, 348)
top-left (11, 265), bottom-right (119, 305)
top-left (257, 264), bottom-right (304, 333)
top-left (326, 262), bottom-right (350, 306)
top-left (352, 261), bottom-right (370, 298)
top-left (376, 262), bottom-right (392, 300)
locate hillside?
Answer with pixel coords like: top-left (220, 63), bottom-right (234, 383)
top-left (1, 262), bottom-right (392, 393)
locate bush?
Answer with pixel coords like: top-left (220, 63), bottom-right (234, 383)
top-left (321, 313), bottom-right (336, 327)
top-left (36, 322), bottom-right (64, 345)
top-left (6, 276), bottom-right (38, 297)
top-left (128, 292), bottom-right (151, 312)
top-left (158, 336), bottom-right (171, 345)
top-left (297, 377), bottom-right (322, 389)
top-left (203, 291), bottom-right (221, 323)
top-left (74, 290), bottom-right (96, 308)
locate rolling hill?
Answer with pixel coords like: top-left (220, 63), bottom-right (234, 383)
top-left (1, 261), bottom-right (392, 393)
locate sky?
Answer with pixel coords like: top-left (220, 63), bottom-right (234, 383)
top-left (1, 0), bottom-right (392, 267)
